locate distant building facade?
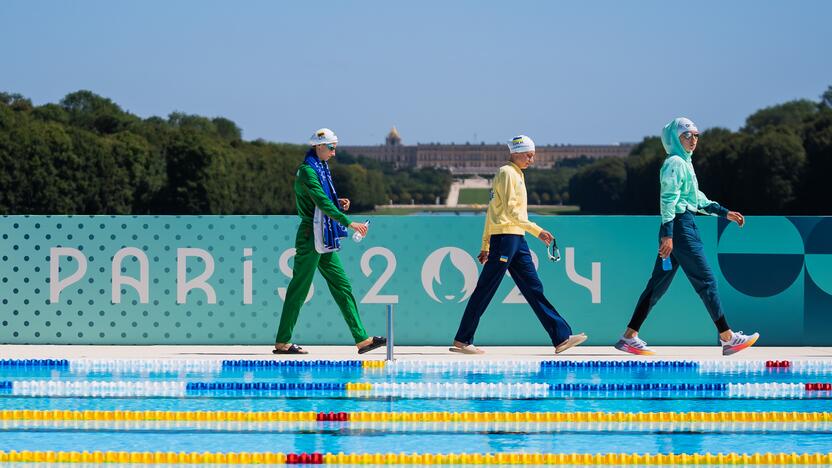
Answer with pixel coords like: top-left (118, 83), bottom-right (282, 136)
top-left (341, 127), bottom-right (634, 174)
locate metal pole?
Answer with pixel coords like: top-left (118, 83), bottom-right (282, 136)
top-left (386, 304), bottom-right (394, 361)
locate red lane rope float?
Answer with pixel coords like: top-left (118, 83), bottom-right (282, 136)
top-left (286, 452), bottom-right (324, 464)
top-left (316, 412), bottom-right (349, 421)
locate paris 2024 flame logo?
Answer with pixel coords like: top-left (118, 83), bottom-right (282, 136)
top-left (421, 247), bottom-right (479, 303)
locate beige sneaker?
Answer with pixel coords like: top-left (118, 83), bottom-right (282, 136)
top-left (449, 344), bottom-right (485, 355)
top-left (555, 333), bottom-right (587, 354)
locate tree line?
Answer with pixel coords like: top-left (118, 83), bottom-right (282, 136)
top-left (568, 86), bottom-right (832, 215)
top-left (0, 90), bottom-right (451, 214)
top-left (523, 156), bottom-right (595, 205)
top-left (2, 88), bottom-right (830, 215)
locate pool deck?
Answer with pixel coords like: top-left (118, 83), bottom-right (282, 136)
top-left (1, 345), bottom-right (831, 361)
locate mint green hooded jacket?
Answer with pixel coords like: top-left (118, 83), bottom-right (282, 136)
top-left (658, 118), bottom-right (729, 238)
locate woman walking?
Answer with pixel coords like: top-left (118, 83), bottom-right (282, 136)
top-left (450, 135), bottom-right (586, 355)
top-left (615, 118), bottom-right (758, 356)
top-left (274, 128), bottom-right (386, 355)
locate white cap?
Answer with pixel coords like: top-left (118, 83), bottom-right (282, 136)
top-left (308, 128), bottom-right (338, 146)
top-left (673, 118), bottom-right (699, 136)
top-left (508, 135), bottom-right (535, 153)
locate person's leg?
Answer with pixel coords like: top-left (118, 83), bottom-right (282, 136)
top-left (615, 237), bottom-right (681, 355)
top-left (672, 213), bottom-right (759, 354)
top-left (625, 250), bottom-right (680, 335)
top-left (507, 238), bottom-right (573, 346)
top-left (275, 231), bottom-right (321, 346)
top-left (671, 214), bottom-right (730, 334)
top-left (317, 251), bottom-right (369, 344)
top-left (453, 235), bottom-right (513, 346)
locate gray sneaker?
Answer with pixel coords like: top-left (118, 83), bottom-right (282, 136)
top-left (721, 331), bottom-right (760, 356)
top-left (614, 336), bottom-right (656, 356)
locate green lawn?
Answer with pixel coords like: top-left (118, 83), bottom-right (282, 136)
top-left (365, 207), bottom-right (484, 215)
top-left (363, 205), bottom-right (580, 215)
top-left (528, 205), bottom-right (581, 215)
top-left (457, 188), bottom-right (491, 204)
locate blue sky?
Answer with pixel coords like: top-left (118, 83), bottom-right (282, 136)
top-left (2, 0), bottom-right (830, 145)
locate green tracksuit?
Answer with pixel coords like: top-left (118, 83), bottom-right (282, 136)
top-left (274, 163), bottom-right (369, 344)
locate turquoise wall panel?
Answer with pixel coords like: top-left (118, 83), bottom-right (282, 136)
top-left (0, 215), bottom-right (829, 345)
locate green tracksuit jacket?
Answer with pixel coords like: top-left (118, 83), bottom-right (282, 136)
top-left (659, 120), bottom-right (729, 238)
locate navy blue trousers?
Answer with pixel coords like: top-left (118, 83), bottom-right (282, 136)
top-left (454, 234), bottom-right (573, 346)
top-left (628, 211), bottom-right (729, 333)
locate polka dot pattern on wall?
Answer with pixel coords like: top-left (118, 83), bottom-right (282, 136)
top-left (0, 214), bottom-right (584, 346)
top-left (0, 215), bottom-right (419, 345)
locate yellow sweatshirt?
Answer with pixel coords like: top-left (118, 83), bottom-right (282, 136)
top-left (480, 162), bottom-right (543, 251)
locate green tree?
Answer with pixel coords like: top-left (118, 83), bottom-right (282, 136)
top-left (821, 86), bottom-right (832, 109)
top-left (212, 117), bottom-right (242, 142)
top-left (68, 127), bottom-right (130, 213)
top-left (157, 131), bottom-right (236, 213)
top-left (692, 128), bottom-right (745, 207)
top-left (620, 136), bottom-right (664, 213)
top-left (529, 192), bottom-right (541, 205)
top-left (109, 132), bottom-right (166, 213)
top-left (168, 112), bottom-right (216, 134)
top-left (0, 92), bottom-right (33, 112)
top-left (744, 99), bottom-right (818, 133)
top-left (32, 103), bottom-right (70, 124)
top-left (569, 158), bottom-right (627, 213)
top-left (734, 126), bottom-right (806, 213)
top-left (60, 90), bottom-right (137, 134)
top-left (797, 109), bottom-right (832, 213)
top-left (5, 120), bottom-right (86, 213)
top-left (229, 142), bottom-right (298, 214)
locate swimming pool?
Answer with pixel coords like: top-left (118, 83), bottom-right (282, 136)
top-left (0, 358), bottom-right (830, 464)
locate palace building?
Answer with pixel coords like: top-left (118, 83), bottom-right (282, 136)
top-left (340, 127), bottom-right (634, 174)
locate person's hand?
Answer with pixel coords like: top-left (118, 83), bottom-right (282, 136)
top-left (477, 250), bottom-right (489, 264)
top-left (339, 198), bottom-right (351, 211)
top-left (538, 230), bottom-right (554, 246)
top-left (727, 211), bottom-right (745, 227)
top-left (659, 236), bottom-right (673, 259)
top-left (349, 222), bottom-right (368, 237)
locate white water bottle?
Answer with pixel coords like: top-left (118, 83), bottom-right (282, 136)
top-left (352, 220), bottom-right (371, 242)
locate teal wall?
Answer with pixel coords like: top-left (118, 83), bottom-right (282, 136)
top-left (1, 215), bottom-right (830, 346)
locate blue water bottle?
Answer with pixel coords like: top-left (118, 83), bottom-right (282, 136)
top-left (661, 256), bottom-right (672, 271)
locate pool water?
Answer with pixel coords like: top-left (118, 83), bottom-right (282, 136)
top-left (0, 359), bottom-right (830, 461)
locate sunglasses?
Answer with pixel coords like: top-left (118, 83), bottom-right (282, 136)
top-left (681, 132), bottom-right (700, 140)
top-left (325, 143), bottom-right (337, 151)
top-left (547, 240), bottom-right (561, 263)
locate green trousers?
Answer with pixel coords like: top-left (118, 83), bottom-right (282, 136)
top-left (275, 225), bottom-right (368, 344)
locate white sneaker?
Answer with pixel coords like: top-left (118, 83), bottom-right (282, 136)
top-left (721, 331), bottom-right (759, 356)
top-left (614, 336), bottom-right (656, 356)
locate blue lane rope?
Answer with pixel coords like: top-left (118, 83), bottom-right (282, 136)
top-left (221, 360), bottom-right (364, 369)
top-left (0, 359), bottom-right (69, 369)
